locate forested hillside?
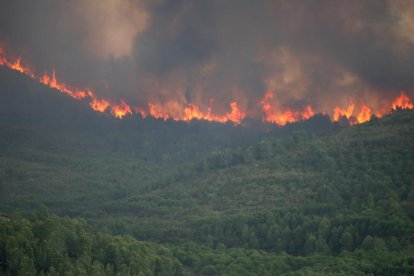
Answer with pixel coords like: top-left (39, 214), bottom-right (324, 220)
top-left (0, 69), bottom-right (336, 216)
top-left (0, 70), bottom-right (413, 274)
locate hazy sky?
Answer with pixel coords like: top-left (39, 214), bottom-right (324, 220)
top-left (1, 0), bottom-right (413, 115)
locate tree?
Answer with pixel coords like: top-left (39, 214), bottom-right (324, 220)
top-left (340, 232), bottom-right (353, 251)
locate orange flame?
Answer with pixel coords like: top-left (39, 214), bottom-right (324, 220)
top-left (0, 47), bottom-right (4, 66)
top-left (302, 105), bottom-right (315, 120)
top-left (183, 104), bottom-right (214, 122)
top-left (0, 44), bottom-right (413, 125)
top-left (0, 47), bottom-right (35, 78)
top-left (148, 103), bottom-right (168, 120)
top-left (133, 107), bottom-right (147, 118)
top-left (333, 100), bottom-right (355, 121)
top-left (10, 58), bottom-right (35, 78)
top-left (226, 102), bottom-right (246, 124)
top-left (333, 100), bottom-right (374, 124)
top-left (111, 100), bottom-right (132, 119)
top-left (392, 91), bottom-right (414, 110)
top-left (260, 92), bottom-right (315, 125)
top-left (149, 101), bottom-right (245, 124)
top-left (90, 98), bottom-right (110, 112)
top-left (40, 70), bottom-right (92, 100)
top-left (356, 103), bottom-right (372, 124)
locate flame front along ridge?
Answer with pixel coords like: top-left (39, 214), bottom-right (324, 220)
top-left (0, 45), bottom-right (413, 124)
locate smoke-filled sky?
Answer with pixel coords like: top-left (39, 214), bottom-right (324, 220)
top-left (1, 0), bottom-right (414, 117)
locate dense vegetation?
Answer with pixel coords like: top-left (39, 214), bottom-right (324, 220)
top-left (0, 70), bottom-right (413, 274)
top-left (2, 209), bottom-right (413, 275)
top-left (0, 208), bottom-right (182, 275)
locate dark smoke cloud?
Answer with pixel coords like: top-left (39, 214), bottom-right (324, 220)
top-left (0, 0), bottom-right (413, 114)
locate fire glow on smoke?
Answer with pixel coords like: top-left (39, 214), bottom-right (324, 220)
top-left (0, 45), bottom-right (413, 125)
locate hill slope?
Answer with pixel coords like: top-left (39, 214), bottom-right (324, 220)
top-left (0, 69), bottom-right (414, 274)
top-left (92, 110), bottom-right (414, 254)
top-left (0, 68), bottom-right (337, 216)
top-left (1, 110), bottom-right (413, 275)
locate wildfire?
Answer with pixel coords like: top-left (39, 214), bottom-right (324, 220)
top-left (302, 106), bottom-right (315, 120)
top-left (147, 101), bottom-right (244, 124)
top-left (10, 58), bottom-right (35, 78)
top-left (0, 48), bottom-right (35, 78)
top-left (333, 101), bottom-right (355, 122)
top-left (0, 45), bottom-right (413, 126)
top-left (392, 91), bottom-right (414, 110)
top-left (111, 100), bottom-right (132, 119)
top-left (90, 98), bottom-right (110, 112)
top-left (226, 102), bottom-right (246, 124)
top-left (260, 92), bottom-right (316, 125)
top-left (356, 103), bottom-right (372, 124)
top-left (40, 70), bottom-right (92, 100)
top-left (148, 103), bottom-right (169, 120)
top-left (182, 104), bottom-right (217, 122)
top-left (0, 48), bottom-right (4, 66)
top-left (331, 100), bottom-right (375, 124)
top-left (181, 101), bottom-right (245, 124)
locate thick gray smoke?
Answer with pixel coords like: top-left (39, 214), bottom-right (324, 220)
top-left (0, 0), bottom-right (413, 115)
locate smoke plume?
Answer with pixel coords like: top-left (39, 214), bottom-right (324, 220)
top-left (0, 0), bottom-right (413, 123)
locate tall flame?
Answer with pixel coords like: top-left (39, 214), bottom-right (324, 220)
top-left (356, 103), bottom-right (372, 124)
top-left (392, 91), bottom-right (414, 110)
top-left (331, 100), bottom-right (376, 125)
top-left (333, 101), bottom-right (355, 122)
top-left (0, 45), bottom-right (413, 126)
top-left (226, 102), bottom-right (246, 124)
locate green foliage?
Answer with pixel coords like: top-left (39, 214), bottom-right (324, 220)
top-left (0, 75), bottom-right (414, 275)
top-left (0, 210), bottom-right (182, 275)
